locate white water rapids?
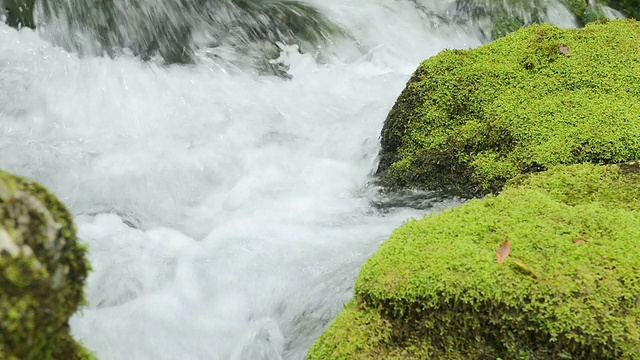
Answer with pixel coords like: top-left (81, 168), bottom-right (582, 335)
top-left (0, 0), bottom-right (591, 359)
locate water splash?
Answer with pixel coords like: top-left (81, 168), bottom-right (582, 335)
top-left (27, 0), bottom-right (345, 71)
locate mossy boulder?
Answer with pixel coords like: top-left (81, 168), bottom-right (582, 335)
top-left (3, 0), bottom-right (36, 28)
top-left (309, 163), bottom-right (640, 359)
top-left (376, 19), bottom-right (640, 197)
top-left (1, 0), bottom-right (345, 70)
top-left (0, 170), bottom-right (94, 360)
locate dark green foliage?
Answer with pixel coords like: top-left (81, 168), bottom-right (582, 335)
top-left (3, 0), bottom-right (36, 28)
top-left (600, 0), bottom-right (640, 19)
top-left (491, 17), bottom-right (528, 39)
top-left (0, 170), bottom-right (94, 360)
top-left (310, 163), bottom-right (640, 359)
top-left (563, 0), bottom-right (589, 20)
top-left (563, 0), bottom-right (609, 26)
top-left (451, 0), bottom-right (609, 40)
top-left (377, 20), bottom-right (640, 197)
top-left (455, 0), bottom-right (547, 39)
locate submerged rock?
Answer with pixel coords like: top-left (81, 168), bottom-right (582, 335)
top-left (309, 163), bottom-right (640, 359)
top-left (1, 0), bottom-right (346, 71)
top-left (376, 19), bottom-right (640, 197)
top-left (453, 0), bottom-right (550, 40)
top-left (0, 170), bottom-right (94, 359)
top-left (437, 0), bottom-right (616, 41)
top-left (3, 0), bottom-right (36, 28)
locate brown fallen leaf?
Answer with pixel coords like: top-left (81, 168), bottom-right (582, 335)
top-left (559, 44), bottom-right (570, 57)
top-left (573, 238), bottom-right (587, 245)
top-left (496, 239), bottom-right (510, 264)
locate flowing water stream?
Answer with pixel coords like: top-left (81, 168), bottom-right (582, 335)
top-left (0, 0), bottom-right (603, 358)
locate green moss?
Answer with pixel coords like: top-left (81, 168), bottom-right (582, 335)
top-left (308, 302), bottom-right (395, 359)
top-left (310, 163), bottom-right (640, 359)
top-left (376, 19), bottom-right (640, 197)
top-left (0, 170), bottom-right (95, 359)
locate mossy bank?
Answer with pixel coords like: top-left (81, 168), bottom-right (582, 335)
top-left (377, 19), bottom-right (640, 197)
top-left (0, 170), bottom-right (95, 359)
top-left (309, 163), bottom-right (640, 359)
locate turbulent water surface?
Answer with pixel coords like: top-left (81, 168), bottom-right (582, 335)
top-left (0, 0), bottom-right (593, 359)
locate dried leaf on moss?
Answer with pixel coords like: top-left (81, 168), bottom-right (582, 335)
top-left (497, 239), bottom-right (511, 264)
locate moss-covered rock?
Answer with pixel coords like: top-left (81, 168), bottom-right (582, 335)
top-left (310, 163), bottom-right (640, 359)
top-left (0, 170), bottom-right (95, 360)
top-left (376, 19), bottom-right (640, 197)
top-left (1, 0), bottom-right (345, 70)
top-left (3, 0), bottom-right (36, 29)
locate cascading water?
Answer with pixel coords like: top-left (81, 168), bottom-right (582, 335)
top-left (0, 0), bottom-right (621, 358)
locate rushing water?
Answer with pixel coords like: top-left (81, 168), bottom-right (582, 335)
top-left (0, 0), bottom-right (605, 358)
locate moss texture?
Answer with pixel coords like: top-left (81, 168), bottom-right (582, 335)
top-left (0, 170), bottom-right (95, 360)
top-left (309, 163), bottom-right (640, 359)
top-left (376, 19), bottom-right (640, 197)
